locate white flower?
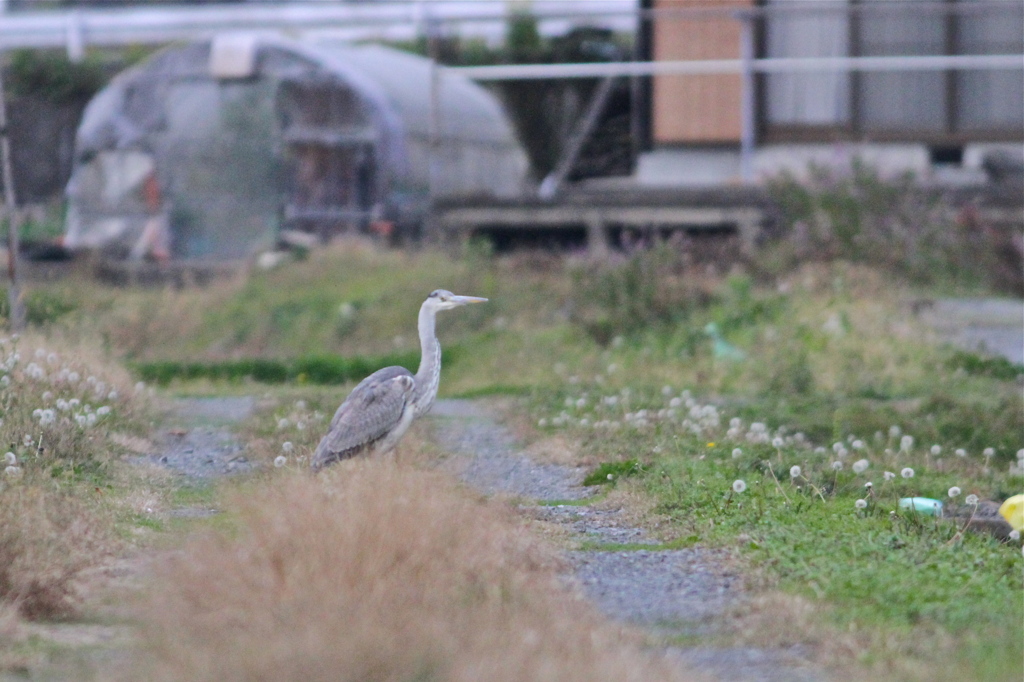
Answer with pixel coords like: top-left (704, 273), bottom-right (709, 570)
top-left (575, 398), bottom-right (587, 409)
top-left (732, 448), bottom-right (742, 459)
top-left (277, 418), bottom-right (290, 429)
top-left (833, 442), bottom-right (844, 453)
top-left (864, 481), bottom-right (873, 489)
top-left (282, 442), bottom-right (294, 453)
top-left (855, 499), bottom-right (867, 509)
top-left (23, 435), bottom-right (32, 447)
top-left (900, 467), bottom-right (914, 479)
top-left (965, 494), bottom-right (979, 505)
top-left (772, 437), bottom-right (784, 448)
top-left (852, 440), bottom-right (864, 450)
top-left (831, 461), bottom-right (843, 471)
top-left (732, 479), bottom-right (747, 493)
top-left (899, 435), bottom-right (914, 452)
top-left (38, 409), bottom-right (55, 426)
top-left (930, 445), bottom-right (942, 456)
top-left (3, 452), bottom-right (15, 465)
top-left (955, 448), bottom-right (967, 457)
top-left (96, 406), bottom-right (111, 416)
top-left (86, 413), bottom-right (97, 426)
top-left (67, 371), bottom-right (80, 383)
top-left (56, 399), bottom-right (69, 411)
top-left (669, 397), bottom-right (682, 408)
top-left (948, 486), bottom-right (961, 498)
top-left (274, 455), bottom-right (287, 468)
top-left (789, 465), bottom-right (801, 478)
top-left (75, 415), bottom-right (87, 427)
top-left (108, 390), bottom-right (118, 400)
top-left (1010, 530), bottom-right (1020, 541)
top-left (983, 447), bottom-right (995, 457)
top-left (69, 398), bottom-right (80, 408)
top-left (883, 471), bottom-right (896, 481)
top-left (852, 459), bottom-right (870, 474)
top-left (4, 465), bottom-right (22, 479)
top-left (889, 425), bottom-right (901, 438)
top-left (41, 391), bottom-right (52, 401)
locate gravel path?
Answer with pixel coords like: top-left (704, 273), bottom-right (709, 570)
top-left (143, 396), bottom-right (256, 479)
top-left (428, 398), bottom-right (825, 682)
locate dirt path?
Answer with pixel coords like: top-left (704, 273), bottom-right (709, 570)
top-left (428, 399), bottom-right (824, 682)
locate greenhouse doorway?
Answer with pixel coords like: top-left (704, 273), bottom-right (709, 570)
top-left (277, 79), bottom-right (379, 242)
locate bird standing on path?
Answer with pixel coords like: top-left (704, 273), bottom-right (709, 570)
top-left (311, 289), bottom-right (487, 471)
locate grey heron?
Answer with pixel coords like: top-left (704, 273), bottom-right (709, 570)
top-left (311, 289), bottom-right (487, 470)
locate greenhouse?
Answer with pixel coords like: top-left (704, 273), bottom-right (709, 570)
top-left (63, 34), bottom-right (530, 261)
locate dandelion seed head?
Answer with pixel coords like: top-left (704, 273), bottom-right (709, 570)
top-left (852, 459), bottom-right (870, 474)
top-left (883, 471), bottom-right (896, 481)
top-left (277, 418), bottom-right (290, 429)
top-left (96, 406), bottom-right (111, 416)
top-left (4, 465), bottom-right (22, 479)
top-left (900, 467), bottom-right (915, 479)
top-left (1010, 530), bottom-right (1020, 541)
top-left (789, 465), bottom-right (801, 478)
top-left (852, 440), bottom-right (864, 449)
top-left (889, 425), bottom-right (901, 438)
top-left (732, 479), bottom-right (747, 493)
top-left (831, 461), bottom-right (843, 471)
top-left (930, 445), bottom-right (942, 456)
top-left (955, 448), bottom-right (967, 457)
top-left (772, 437), bottom-right (784, 448)
top-left (983, 447), bottom-right (995, 457)
top-left (855, 499), bottom-right (867, 509)
top-left (864, 481), bottom-right (873, 488)
top-left (274, 455), bottom-right (287, 468)
top-left (900, 435), bottom-right (914, 451)
top-left (23, 435), bottom-right (33, 447)
top-left (538, 418), bottom-right (548, 427)
top-left (3, 452), bottom-right (15, 465)
top-left (965, 494), bottom-right (979, 505)
top-left (732, 448), bottom-right (742, 459)
top-left (947, 486), bottom-right (961, 498)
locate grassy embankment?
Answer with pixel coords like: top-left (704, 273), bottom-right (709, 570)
top-left (2, 198), bottom-right (1022, 681)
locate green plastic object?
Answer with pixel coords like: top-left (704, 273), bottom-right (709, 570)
top-left (899, 497), bottom-right (944, 517)
top-left (704, 323), bottom-right (746, 361)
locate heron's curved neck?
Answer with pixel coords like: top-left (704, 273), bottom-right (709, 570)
top-left (413, 303), bottom-right (442, 415)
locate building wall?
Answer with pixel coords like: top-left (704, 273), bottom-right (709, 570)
top-left (651, 0), bottom-right (752, 144)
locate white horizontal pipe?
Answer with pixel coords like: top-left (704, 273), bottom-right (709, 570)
top-left (453, 54), bottom-right (1024, 81)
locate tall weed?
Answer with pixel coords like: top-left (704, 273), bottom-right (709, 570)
top-left (767, 161), bottom-right (1021, 293)
top-left (135, 464), bottom-right (692, 682)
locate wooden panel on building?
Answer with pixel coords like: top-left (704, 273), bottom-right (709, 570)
top-left (652, 0), bottom-right (751, 144)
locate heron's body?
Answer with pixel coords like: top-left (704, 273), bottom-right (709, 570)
top-left (311, 290), bottom-right (485, 470)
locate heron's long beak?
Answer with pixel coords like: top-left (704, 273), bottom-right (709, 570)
top-left (451, 295), bottom-right (488, 305)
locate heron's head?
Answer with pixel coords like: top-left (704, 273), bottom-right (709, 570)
top-left (425, 289), bottom-right (488, 311)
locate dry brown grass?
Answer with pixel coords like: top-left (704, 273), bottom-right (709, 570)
top-left (133, 461), bottom-right (699, 682)
top-left (0, 482), bottom-right (114, 620)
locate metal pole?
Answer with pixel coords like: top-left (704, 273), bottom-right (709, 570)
top-left (0, 52), bottom-right (25, 331)
top-left (738, 11), bottom-right (756, 184)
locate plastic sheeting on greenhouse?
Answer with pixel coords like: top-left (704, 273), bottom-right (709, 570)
top-left (63, 34), bottom-right (530, 261)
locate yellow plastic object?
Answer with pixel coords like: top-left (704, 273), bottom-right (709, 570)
top-left (998, 494), bottom-right (1024, 531)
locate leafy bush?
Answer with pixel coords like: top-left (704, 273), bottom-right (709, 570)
top-left (767, 161), bottom-right (1021, 293)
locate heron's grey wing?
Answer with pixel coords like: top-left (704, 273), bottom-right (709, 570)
top-left (312, 366), bottom-right (414, 470)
